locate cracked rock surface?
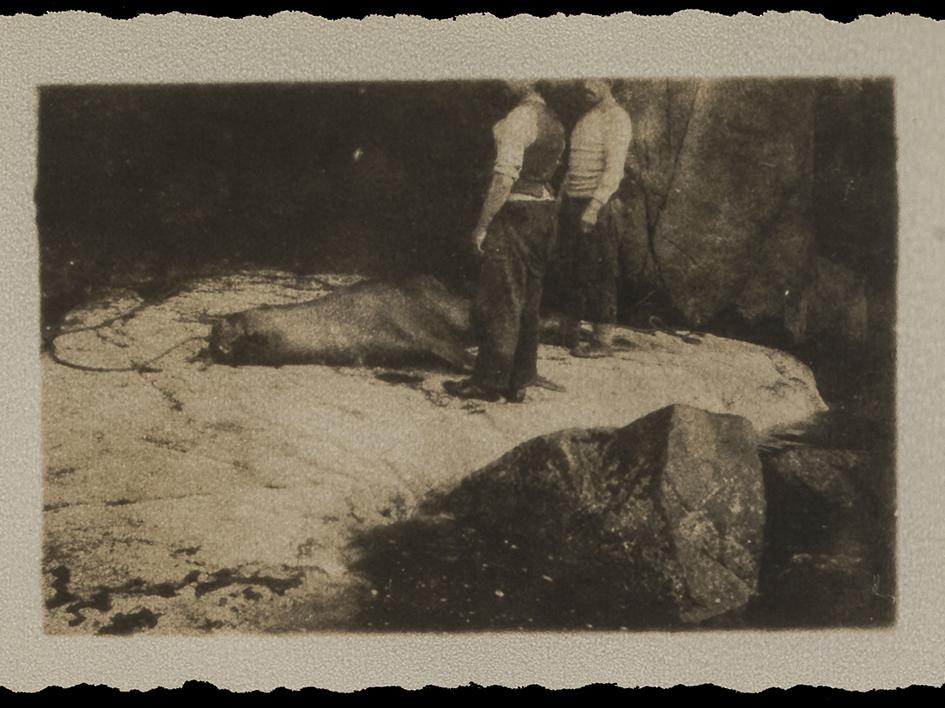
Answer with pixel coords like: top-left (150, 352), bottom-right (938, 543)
top-left (43, 270), bottom-right (825, 633)
top-left (578, 79), bottom-right (818, 335)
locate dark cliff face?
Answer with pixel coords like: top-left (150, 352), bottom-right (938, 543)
top-left (37, 78), bottom-right (896, 371)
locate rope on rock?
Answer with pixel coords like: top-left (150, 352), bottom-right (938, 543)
top-left (49, 335), bottom-right (207, 374)
top-left (46, 270), bottom-right (340, 374)
top-left (47, 279), bottom-right (205, 373)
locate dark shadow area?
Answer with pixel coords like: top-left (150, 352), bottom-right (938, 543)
top-left (752, 411), bottom-right (896, 627)
top-left (37, 81), bottom-right (512, 339)
top-left (347, 424), bottom-right (684, 632)
top-left (348, 513), bottom-right (678, 632)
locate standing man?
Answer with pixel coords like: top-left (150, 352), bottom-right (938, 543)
top-left (443, 80), bottom-right (566, 403)
top-left (558, 79), bottom-right (633, 357)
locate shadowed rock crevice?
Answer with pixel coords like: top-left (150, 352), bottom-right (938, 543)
top-left (753, 411), bottom-right (896, 627)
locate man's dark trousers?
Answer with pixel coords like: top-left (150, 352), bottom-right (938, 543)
top-left (558, 195), bottom-right (621, 325)
top-left (472, 200), bottom-right (558, 394)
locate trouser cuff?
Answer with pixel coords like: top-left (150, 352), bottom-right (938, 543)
top-left (592, 322), bottom-right (615, 346)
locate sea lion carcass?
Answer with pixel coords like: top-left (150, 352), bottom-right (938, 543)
top-left (209, 275), bottom-right (475, 370)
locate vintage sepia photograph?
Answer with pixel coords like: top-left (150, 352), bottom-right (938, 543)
top-left (38, 76), bottom-right (897, 635)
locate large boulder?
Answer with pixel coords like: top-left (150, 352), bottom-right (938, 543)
top-left (607, 79), bottom-right (817, 335)
top-left (648, 80), bottom-right (816, 327)
top-left (613, 79), bottom-right (701, 290)
top-left (43, 271), bottom-right (825, 633)
top-left (352, 404), bottom-right (765, 628)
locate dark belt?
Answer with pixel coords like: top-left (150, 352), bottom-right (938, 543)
top-left (562, 195), bottom-right (592, 209)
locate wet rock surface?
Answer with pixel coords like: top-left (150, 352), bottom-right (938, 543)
top-left (43, 270), bottom-right (827, 633)
top-left (351, 405), bottom-right (765, 629)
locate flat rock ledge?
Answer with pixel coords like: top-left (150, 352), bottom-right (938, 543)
top-left (43, 271), bottom-right (826, 633)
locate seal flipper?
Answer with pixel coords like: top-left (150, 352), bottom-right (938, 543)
top-left (427, 342), bottom-right (475, 372)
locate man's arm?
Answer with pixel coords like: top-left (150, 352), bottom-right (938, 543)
top-left (471, 173), bottom-right (516, 251)
top-left (581, 106), bottom-right (633, 230)
top-left (471, 105), bottom-right (537, 253)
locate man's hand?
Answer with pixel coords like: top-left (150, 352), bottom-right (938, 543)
top-left (580, 199), bottom-right (604, 233)
top-left (471, 226), bottom-right (488, 255)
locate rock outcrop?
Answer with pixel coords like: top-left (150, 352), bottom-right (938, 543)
top-left (651, 80), bottom-right (816, 328)
top-left (43, 270), bottom-right (826, 633)
top-left (595, 79), bottom-right (818, 338)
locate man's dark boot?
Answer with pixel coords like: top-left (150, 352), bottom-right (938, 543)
top-left (505, 387), bottom-right (526, 404)
top-left (570, 323), bottom-right (614, 358)
top-left (442, 378), bottom-right (502, 402)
